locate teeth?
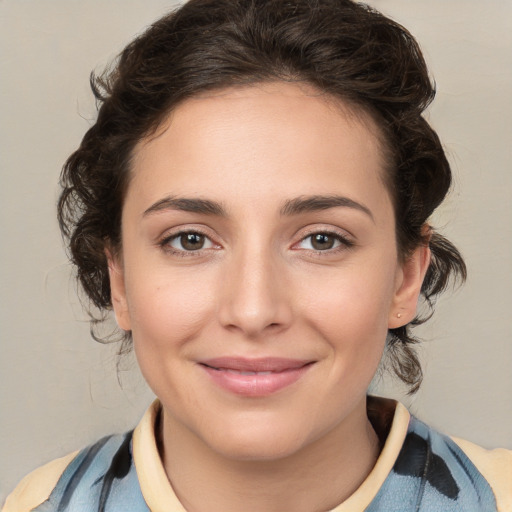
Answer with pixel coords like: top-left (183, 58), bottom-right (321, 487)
top-left (225, 369), bottom-right (273, 375)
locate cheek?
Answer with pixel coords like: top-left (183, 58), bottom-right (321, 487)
top-left (299, 262), bottom-right (395, 362)
top-left (125, 268), bottom-right (219, 403)
top-left (126, 266), bottom-right (217, 353)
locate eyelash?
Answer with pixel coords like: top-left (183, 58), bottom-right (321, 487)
top-left (294, 229), bottom-right (354, 255)
top-left (159, 229), bottom-right (216, 258)
top-left (158, 229), bottom-right (354, 257)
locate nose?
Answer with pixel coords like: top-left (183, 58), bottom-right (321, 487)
top-left (217, 246), bottom-right (293, 338)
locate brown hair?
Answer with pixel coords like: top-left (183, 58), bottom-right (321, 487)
top-left (58, 0), bottom-right (466, 392)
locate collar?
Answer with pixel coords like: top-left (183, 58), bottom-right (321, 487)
top-left (132, 397), bottom-right (411, 511)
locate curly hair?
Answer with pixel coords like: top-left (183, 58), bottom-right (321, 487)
top-left (58, 0), bottom-right (466, 392)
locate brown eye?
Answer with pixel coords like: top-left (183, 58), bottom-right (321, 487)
top-left (295, 231), bottom-right (353, 253)
top-left (310, 233), bottom-right (336, 250)
top-left (166, 231), bottom-right (215, 252)
top-left (180, 233), bottom-right (205, 250)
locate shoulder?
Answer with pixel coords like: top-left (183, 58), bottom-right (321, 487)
top-left (452, 436), bottom-right (512, 512)
top-left (2, 432), bottom-right (135, 512)
top-left (2, 451), bottom-right (78, 512)
top-left (360, 399), bottom-right (511, 512)
top-left (392, 415), bottom-right (511, 511)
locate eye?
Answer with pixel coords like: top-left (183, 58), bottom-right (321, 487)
top-left (165, 231), bottom-right (215, 252)
top-left (296, 231), bottom-right (353, 252)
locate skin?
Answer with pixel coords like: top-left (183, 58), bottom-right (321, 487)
top-left (108, 82), bottom-right (430, 512)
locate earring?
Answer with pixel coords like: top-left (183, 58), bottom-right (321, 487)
top-left (397, 313), bottom-right (402, 318)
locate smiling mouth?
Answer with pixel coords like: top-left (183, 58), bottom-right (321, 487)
top-left (199, 358), bottom-right (315, 396)
top-left (209, 368), bottom-right (276, 375)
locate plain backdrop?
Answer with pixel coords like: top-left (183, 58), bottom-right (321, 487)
top-left (1, 0), bottom-right (511, 500)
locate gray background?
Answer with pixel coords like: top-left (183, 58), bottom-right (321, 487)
top-left (1, 0), bottom-right (511, 500)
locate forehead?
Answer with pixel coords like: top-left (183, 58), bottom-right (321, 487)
top-left (128, 82), bottom-right (392, 220)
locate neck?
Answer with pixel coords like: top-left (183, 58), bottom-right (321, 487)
top-left (159, 398), bottom-right (380, 512)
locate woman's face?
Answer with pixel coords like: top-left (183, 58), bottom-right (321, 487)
top-left (110, 82), bottom-right (426, 460)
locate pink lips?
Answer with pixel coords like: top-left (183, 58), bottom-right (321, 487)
top-left (199, 357), bottom-right (314, 396)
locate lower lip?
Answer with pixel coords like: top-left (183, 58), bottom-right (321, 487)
top-left (200, 364), bottom-right (313, 397)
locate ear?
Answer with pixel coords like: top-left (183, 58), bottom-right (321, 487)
top-left (105, 248), bottom-right (132, 331)
top-left (388, 238), bottom-right (431, 329)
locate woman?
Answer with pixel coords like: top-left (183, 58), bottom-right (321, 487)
top-left (3, 0), bottom-right (511, 510)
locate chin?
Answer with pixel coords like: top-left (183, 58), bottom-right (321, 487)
top-left (198, 410), bottom-right (321, 462)
top-left (212, 434), bottom-right (307, 462)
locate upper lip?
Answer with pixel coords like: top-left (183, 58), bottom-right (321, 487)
top-left (199, 357), bottom-right (314, 373)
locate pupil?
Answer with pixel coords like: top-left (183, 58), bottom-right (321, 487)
top-left (312, 233), bottom-right (334, 250)
top-left (181, 233), bottom-right (204, 250)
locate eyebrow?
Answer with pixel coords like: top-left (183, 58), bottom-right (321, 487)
top-left (143, 194), bottom-right (373, 221)
top-left (280, 195), bottom-right (374, 221)
top-left (143, 196), bottom-right (227, 217)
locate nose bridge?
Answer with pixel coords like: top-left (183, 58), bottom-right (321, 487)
top-left (218, 237), bottom-right (291, 337)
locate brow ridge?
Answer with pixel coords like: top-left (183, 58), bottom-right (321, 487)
top-left (143, 194), bottom-right (373, 221)
top-left (280, 195), bottom-right (374, 221)
top-left (143, 196), bottom-right (227, 217)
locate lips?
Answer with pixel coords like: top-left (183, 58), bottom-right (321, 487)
top-left (198, 357), bottom-right (314, 396)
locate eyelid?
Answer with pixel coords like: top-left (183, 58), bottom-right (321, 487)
top-left (157, 224), bottom-right (354, 257)
top-left (291, 226), bottom-right (355, 252)
top-left (169, 232), bottom-right (215, 250)
top-left (158, 226), bottom-right (222, 256)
